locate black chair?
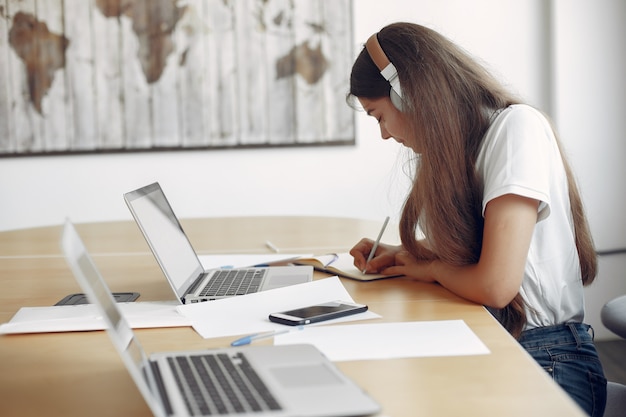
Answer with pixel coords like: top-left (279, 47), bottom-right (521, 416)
top-left (600, 295), bottom-right (626, 417)
top-left (601, 295), bottom-right (626, 339)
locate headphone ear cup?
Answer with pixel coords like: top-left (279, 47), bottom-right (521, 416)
top-left (390, 88), bottom-right (403, 111)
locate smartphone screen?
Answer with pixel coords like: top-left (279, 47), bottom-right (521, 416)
top-left (268, 300), bottom-right (367, 326)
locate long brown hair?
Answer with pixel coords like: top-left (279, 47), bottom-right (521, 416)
top-left (348, 22), bottom-right (597, 338)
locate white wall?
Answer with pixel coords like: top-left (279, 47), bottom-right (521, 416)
top-left (1, 0), bottom-right (624, 339)
top-left (552, 0), bottom-right (626, 341)
top-left (553, 1), bottom-right (626, 251)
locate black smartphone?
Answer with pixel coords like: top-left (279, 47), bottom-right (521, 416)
top-left (268, 300), bottom-right (368, 326)
top-left (54, 292), bottom-right (140, 306)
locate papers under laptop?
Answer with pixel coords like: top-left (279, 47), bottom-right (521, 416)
top-left (61, 220), bottom-right (380, 417)
top-left (124, 182), bottom-right (312, 303)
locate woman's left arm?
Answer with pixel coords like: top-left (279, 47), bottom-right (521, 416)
top-left (383, 194), bottom-right (539, 308)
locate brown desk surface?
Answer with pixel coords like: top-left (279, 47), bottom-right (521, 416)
top-left (0, 217), bottom-right (585, 416)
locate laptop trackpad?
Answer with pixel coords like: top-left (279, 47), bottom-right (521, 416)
top-left (270, 364), bottom-right (343, 388)
top-left (266, 274), bottom-right (310, 289)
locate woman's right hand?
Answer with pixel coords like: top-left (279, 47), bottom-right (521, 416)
top-left (350, 239), bottom-right (403, 274)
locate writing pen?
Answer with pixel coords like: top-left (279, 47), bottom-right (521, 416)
top-left (230, 326), bottom-right (303, 347)
top-left (265, 240), bottom-right (280, 253)
top-left (362, 216), bottom-right (390, 274)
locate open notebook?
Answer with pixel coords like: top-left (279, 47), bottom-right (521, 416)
top-left (60, 220), bottom-right (380, 417)
top-left (292, 253), bottom-right (402, 281)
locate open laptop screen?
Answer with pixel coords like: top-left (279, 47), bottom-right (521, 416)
top-left (61, 221), bottom-right (168, 417)
top-left (124, 183), bottom-right (204, 299)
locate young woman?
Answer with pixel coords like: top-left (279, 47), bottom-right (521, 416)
top-left (348, 22), bottom-right (607, 416)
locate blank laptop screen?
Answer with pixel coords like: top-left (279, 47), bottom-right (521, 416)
top-left (125, 184), bottom-right (203, 299)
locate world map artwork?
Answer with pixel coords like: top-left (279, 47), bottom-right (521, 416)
top-left (0, 0), bottom-right (354, 155)
top-left (8, 11), bottom-right (69, 114)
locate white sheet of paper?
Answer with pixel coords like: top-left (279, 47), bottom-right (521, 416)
top-left (0, 302), bottom-right (190, 334)
top-left (176, 276), bottom-right (380, 339)
top-left (274, 320), bottom-right (490, 361)
top-left (198, 254), bottom-right (311, 269)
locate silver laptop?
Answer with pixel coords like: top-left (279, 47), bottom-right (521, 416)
top-left (61, 221), bottom-right (380, 417)
top-left (123, 182), bottom-right (312, 303)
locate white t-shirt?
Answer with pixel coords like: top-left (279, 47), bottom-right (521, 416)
top-left (476, 104), bottom-right (584, 330)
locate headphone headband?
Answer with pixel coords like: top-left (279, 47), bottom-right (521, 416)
top-left (365, 34), bottom-right (391, 72)
top-left (365, 33), bottom-right (403, 108)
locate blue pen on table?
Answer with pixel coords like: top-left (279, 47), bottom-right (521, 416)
top-left (231, 326), bottom-right (304, 347)
top-left (362, 216), bottom-right (390, 274)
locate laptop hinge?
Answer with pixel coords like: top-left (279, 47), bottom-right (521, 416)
top-left (184, 272), bottom-right (207, 301)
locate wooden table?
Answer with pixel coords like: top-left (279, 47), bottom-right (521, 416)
top-left (0, 217), bottom-right (585, 416)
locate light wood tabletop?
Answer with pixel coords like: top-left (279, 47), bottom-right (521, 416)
top-left (0, 217), bottom-right (586, 416)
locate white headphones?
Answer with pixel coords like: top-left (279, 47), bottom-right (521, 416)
top-left (365, 33), bottom-right (404, 111)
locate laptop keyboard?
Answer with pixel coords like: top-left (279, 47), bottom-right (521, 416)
top-left (168, 352), bottom-right (282, 415)
top-left (200, 269), bottom-right (267, 298)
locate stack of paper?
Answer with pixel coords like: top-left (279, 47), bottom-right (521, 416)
top-left (176, 277), bottom-right (380, 339)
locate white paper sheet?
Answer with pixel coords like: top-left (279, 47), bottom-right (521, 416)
top-left (0, 302), bottom-right (190, 334)
top-left (176, 277), bottom-right (380, 339)
top-left (274, 320), bottom-right (490, 361)
top-left (198, 254), bottom-right (311, 269)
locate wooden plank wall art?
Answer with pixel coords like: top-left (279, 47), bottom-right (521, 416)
top-left (0, 0), bottom-right (354, 156)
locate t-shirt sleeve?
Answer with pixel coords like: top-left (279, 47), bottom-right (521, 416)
top-left (478, 106), bottom-right (554, 222)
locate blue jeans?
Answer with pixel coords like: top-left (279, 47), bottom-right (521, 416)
top-left (518, 323), bottom-right (607, 417)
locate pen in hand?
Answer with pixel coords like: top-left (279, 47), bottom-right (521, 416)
top-left (362, 216), bottom-right (390, 274)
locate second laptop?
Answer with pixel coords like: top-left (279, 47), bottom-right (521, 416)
top-left (124, 182), bottom-right (313, 303)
